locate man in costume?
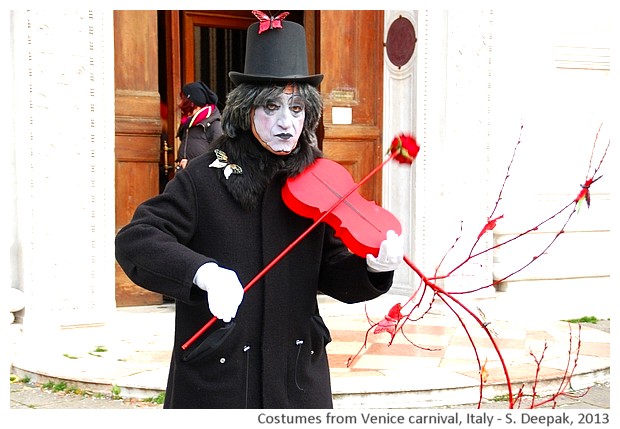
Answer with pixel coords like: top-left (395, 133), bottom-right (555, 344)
top-left (115, 15), bottom-right (403, 409)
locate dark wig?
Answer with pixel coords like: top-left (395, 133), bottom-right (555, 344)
top-left (222, 83), bottom-right (323, 147)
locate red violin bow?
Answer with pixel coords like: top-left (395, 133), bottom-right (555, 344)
top-left (182, 134), bottom-right (418, 350)
top-left (182, 156), bottom-right (398, 350)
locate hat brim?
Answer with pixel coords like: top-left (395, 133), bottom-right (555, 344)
top-left (229, 72), bottom-right (324, 87)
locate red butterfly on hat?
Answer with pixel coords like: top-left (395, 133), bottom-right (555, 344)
top-left (252, 10), bottom-right (290, 34)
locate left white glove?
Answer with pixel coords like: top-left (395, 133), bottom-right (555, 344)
top-left (366, 230), bottom-right (404, 273)
top-left (193, 262), bottom-right (244, 323)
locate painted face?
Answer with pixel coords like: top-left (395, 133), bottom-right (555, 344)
top-left (251, 85), bottom-right (305, 155)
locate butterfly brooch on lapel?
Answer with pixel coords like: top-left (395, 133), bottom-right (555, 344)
top-left (209, 149), bottom-right (243, 179)
top-left (252, 10), bottom-right (290, 34)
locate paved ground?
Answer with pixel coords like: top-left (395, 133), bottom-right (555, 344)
top-left (439, 319), bottom-right (611, 410)
top-left (9, 377), bottom-right (610, 410)
top-left (9, 381), bottom-right (163, 409)
top-left (9, 319), bottom-right (609, 410)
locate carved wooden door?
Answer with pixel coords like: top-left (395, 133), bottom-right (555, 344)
top-left (317, 10), bottom-right (385, 204)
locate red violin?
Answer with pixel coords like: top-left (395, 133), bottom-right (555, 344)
top-left (282, 157), bottom-right (401, 257)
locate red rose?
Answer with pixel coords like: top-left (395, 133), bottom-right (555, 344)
top-left (388, 133), bottom-right (419, 164)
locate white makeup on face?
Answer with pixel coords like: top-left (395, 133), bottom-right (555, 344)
top-left (251, 86), bottom-right (305, 155)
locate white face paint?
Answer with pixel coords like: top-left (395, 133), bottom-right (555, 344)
top-left (251, 86), bottom-right (305, 155)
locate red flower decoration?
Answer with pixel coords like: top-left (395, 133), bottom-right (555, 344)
top-left (477, 214), bottom-right (504, 240)
top-left (574, 175), bottom-right (602, 209)
top-left (373, 303), bottom-right (403, 337)
top-left (388, 133), bottom-right (419, 164)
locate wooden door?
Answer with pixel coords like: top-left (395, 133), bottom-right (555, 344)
top-left (317, 10), bottom-right (385, 204)
top-left (114, 10), bottom-right (163, 306)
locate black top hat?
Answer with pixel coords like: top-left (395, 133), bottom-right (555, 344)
top-left (182, 81), bottom-right (218, 107)
top-left (229, 20), bottom-right (323, 87)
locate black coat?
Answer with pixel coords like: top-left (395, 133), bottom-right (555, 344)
top-left (115, 133), bottom-right (394, 409)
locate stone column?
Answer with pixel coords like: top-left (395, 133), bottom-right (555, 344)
top-left (10, 10), bottom-right (116, 336)
top-left (386, 10), bottom-right (495, 302)
top-left (382, 10), bottom-right (418, 297)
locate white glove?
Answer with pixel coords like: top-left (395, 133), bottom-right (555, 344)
top-left (194, 262), bottom-right (244, 322)
top-left (366, 230), bottom-right (404, 273)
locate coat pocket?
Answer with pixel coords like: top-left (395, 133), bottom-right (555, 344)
top-left (292, 315), bottom-right (333, 392)
top-left (310, 314), bottom-right (332, 348)
top-left (181, 320), bottom-right (236, 362)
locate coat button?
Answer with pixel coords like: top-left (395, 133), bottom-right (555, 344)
top-left (219, 358), bottom-right (226, 364)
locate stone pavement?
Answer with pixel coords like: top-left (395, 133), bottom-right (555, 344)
top-left (8, 294), bottom-right (611, 410)
top-left (8, 378), bottom-right (611, 410)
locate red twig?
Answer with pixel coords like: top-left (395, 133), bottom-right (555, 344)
top-left (529, 324), bottom-right (585, 408)
top-left (402, 255), bottom-right (515, 406)
top-left (350, 124), bottom-right (610, 408)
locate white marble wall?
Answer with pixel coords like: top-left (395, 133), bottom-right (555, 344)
top-left (488, 9), bottom-right (613, 319)
top-left (384, 9), bottom-right (613, 319)
top-left (9, 10), bottom-right (116, 333)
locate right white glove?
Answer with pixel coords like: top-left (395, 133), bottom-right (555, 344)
top-left (366, 230), bottom-right (404, 273)
top-left (193, 262), bottom-right (244, 323)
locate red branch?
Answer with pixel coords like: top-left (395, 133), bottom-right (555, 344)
top-left (347, 124), bottom-right (610, 409)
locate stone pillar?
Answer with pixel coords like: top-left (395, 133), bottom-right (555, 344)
top-left (382, 10), bottom-right (418, 297)
top-left (10, 10), bottom-right (116, 336)
top-left (386, 10), bottom-right (494, 302)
